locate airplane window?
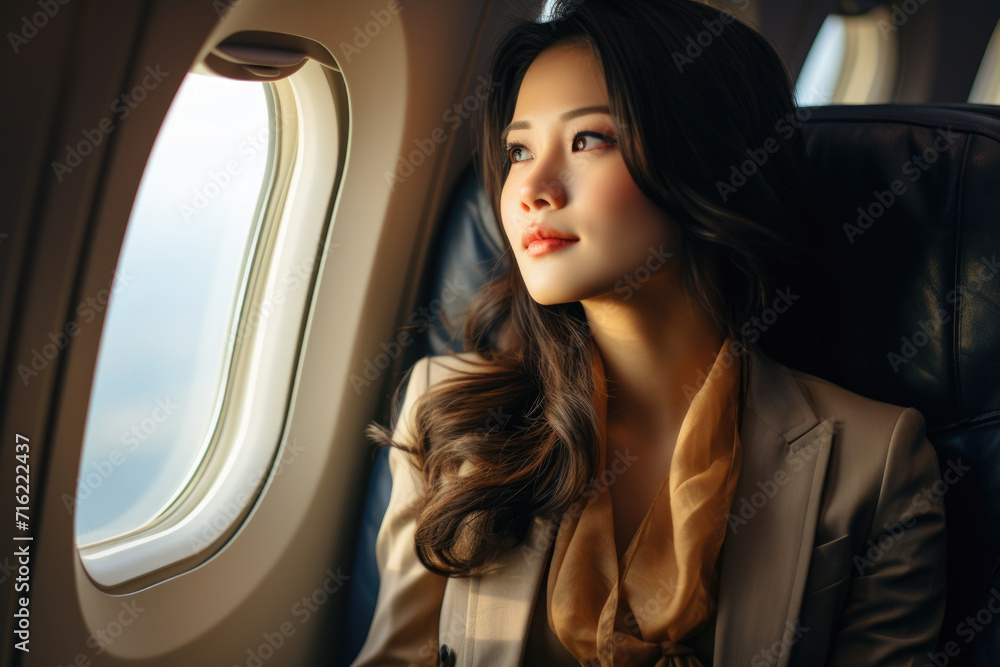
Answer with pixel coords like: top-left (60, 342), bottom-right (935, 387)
top-left (969, 20), bottom-right (1000, 103)
top-left (74, 73), bottom-right (273, 547)
top-left (74, 58), bottom-right (341, 591)
top-left (795, 7), bottom-right (897, 105)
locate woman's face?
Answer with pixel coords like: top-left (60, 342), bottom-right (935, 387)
top-left (499, 44), bottom-right (678, 307)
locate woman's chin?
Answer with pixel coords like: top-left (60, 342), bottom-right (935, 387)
top-left (526, 289), bottom-right (580, 307)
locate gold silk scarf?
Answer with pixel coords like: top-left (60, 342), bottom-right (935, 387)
top-left (546, 338), bottom-right (742, 666)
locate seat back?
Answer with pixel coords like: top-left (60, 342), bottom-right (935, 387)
top-left (771, 104), bottom-right (1000, 664)
top-left (342, 104), bottom-right (1000, 666)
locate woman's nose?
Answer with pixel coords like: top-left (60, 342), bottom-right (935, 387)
top-left (519, 163), bottom-right (567, 213)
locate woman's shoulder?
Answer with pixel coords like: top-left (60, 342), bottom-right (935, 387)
top-left (421, 350), bottom-right (497, 387)
top-left (395, 352), bottom-right (498, 477)
top-left (787, 365), bottom-right (920, 429)
top-left (764, 355), bottom-right (933, 468)
top-left (749, 348), bottom-right (930, 457)
top-left (426, 352), bottom-right (490, 384)
top-left (398, 351), bottom-right (497, 427)
top-left (761, 355), bottom-right (942, 531)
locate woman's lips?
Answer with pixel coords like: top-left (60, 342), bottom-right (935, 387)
top-left (525, 237), bottom-right (579, 257)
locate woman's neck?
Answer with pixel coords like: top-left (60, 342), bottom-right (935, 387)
top-left (580, 276), bottom-right (725, 433)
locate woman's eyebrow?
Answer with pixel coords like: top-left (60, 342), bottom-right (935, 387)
top-left (500, 105), bottom-right (612, 144)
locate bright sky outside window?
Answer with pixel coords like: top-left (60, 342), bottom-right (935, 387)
top-left (75, 73), bottom-right (272, 547)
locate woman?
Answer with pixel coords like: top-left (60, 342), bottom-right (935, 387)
top-left (353, 1), bottom-right (946, 665)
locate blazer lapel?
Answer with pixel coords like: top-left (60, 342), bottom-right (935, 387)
top-left (713, 347), bottom-right (835, 667)
top-left (440, 515), bottom-right (556, 666)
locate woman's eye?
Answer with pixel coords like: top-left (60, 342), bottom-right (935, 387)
top-left (573, 132), bottom-right (616, 152)
top-left (505, 143), bottom-right (533, 163)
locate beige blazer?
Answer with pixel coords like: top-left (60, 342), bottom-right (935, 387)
top-left (353, 346), bottom-right (947, 666)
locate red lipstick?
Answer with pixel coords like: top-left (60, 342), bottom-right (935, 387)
top-left (521, 225), bottom-right (579, 257)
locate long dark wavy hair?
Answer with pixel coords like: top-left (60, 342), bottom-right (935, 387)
top-left (367, 0), bottom-right (819, 577)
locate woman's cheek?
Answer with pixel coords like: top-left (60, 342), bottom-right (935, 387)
top-left (590, 160), bottom-right (647, 214)
top-left (592, 160), bottom-right (675, 249)
top-left (499, 192), bottom-right (521, 248)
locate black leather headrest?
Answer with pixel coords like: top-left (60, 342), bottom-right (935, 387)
top-left (770, 104), bottom-right (1000, 431)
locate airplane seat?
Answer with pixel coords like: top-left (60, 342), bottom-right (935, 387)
top-left (340, 104), bottom-right (1000, 666)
